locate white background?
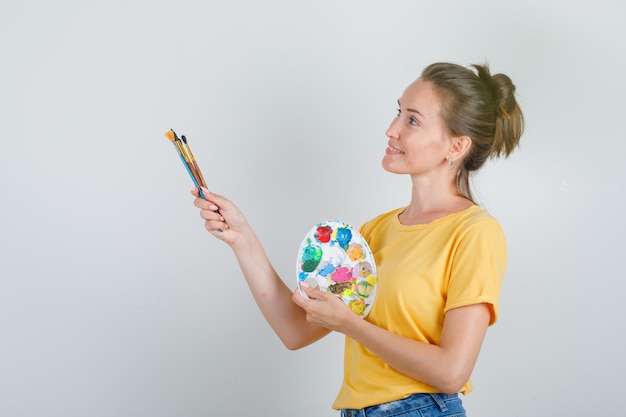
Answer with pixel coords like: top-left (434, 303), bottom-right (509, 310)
top-left (1, 1), bottom-right (624, 416)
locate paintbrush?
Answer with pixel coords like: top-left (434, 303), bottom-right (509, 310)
top-left (165, 129), bottom-right (206, 200)
top-left (181, 134), bottom-right (207, 188)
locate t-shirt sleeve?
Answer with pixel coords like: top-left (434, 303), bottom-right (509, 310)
top-left (444, 220), bottom-right (507, 325)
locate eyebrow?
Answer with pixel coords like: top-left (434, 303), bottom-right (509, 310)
top-left (397, 100), bottom-right (424, 118)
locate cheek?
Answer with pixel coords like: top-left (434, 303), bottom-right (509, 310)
top-left (405, 143), bottom-right (429, 160)
top-left (408, 142), bottom-right (445, 166)
top-left (424, 135), bottom-right (451, 157)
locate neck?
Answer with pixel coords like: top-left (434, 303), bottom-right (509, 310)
top-left (399, 176), bottom-right (473, 225)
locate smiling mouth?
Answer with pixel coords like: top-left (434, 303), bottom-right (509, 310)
top-left (386, 145), bottom-right (404, 154)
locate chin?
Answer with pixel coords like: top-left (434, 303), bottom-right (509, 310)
top-left (381, 158), bottom-right (401, 174)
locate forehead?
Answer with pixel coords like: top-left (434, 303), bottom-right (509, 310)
top-left (399, 79), bottom-right (442, 118)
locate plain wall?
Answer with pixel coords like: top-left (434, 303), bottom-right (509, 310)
top-left (1, 1), bottom-right (624, 416)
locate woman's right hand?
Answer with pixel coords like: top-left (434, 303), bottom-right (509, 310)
top-left (192, 187), bottom-right (248, 247)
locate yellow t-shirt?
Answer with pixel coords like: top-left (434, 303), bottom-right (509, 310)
top-left (332, 205), bottom-right (507, 410)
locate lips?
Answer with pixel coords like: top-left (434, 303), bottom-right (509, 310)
top-left (386, 144), bottom-right (404, 154)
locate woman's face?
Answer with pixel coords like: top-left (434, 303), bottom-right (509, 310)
top-left (382, 79), bottom-right (453, 177)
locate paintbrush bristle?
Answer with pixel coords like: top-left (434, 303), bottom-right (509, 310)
top-left (165, 130), bottom-right (176, 142)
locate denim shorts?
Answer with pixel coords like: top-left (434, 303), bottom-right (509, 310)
top-left (340, 393), bottom-right (466, 417)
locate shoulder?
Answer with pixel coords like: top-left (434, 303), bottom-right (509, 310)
top-left (454, 205), bottom-right (502, 229)
top-left (358, 208), bottom-right (403, 238)
top-left (453, 206), bottom-right (507, 250)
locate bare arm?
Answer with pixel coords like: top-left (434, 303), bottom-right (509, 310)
top-left (193, 187), bottom-right (331, 349)
top-left (295, 284), bottom-right (491, 393)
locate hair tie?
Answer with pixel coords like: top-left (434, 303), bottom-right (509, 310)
top-left (499, 106), bottom-right (511, 120)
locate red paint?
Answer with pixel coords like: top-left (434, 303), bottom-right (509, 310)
top-left (316, 226), bottom-right (332, 243)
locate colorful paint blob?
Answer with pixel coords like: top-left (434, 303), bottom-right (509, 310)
top-left (316, 226), bottom-right (332, 243)
top-left (335, 227), bottom-right (352, 250)
top-left (296, 220), bottom-right (377, 318)
top-left (301, 244), bottom-right (323, 273)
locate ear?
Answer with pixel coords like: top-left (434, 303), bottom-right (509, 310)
top-left (449, 135), bottom-right (472, 162)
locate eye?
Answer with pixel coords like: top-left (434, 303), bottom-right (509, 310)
top-left (396, 107), bottom-right (420, 126)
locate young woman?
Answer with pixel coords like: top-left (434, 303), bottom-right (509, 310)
top-left (192, 62), bottom-right (524, 417)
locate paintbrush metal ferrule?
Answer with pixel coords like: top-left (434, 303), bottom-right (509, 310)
top-left (175, 137), bottom-right (203, 188)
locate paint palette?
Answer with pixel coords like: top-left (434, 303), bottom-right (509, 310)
top-left (296, 220), bottom-right (377, 318)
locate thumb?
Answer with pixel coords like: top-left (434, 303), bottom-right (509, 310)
top-left (300, 281), bottom-right (327, 301)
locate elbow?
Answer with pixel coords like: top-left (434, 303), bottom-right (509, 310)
top-left (283, 340), bottom-right (305, 351)
top-left (280, 335), bottom-right (313, 351)
top-left (435, 366), bottom-right (472, 394)
top-left (278, 326), bottom-right (330, 351)
top-left (438, 381), bottom-right (466, 395)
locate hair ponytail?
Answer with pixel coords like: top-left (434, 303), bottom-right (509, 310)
top-left (490, 72), bottom-right (524, 158)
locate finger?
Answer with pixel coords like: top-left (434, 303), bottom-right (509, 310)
top-left (205, 217), bottom-right (228, 234)
top-left (193, 193), bottom-right (220, 212)
top-left (302, 283), bottom-right (332, 301)
top-left (199, 209), bottom-right (221, 222)
top-left (200, 201), bottom-right (221, 212)
top-left (209, 228), bottom-right (226, 240)
top-left (293, 285), bottom-right (318, 312)
top-left (301, 282), bottom-right (326, 300)
top-left (200, 188), bottom-right (232, 209)
top-left (291, 282), bottom-right (309, 306)
top-left (292, 287), bottom-right (305, 307)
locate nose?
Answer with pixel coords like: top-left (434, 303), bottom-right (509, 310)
top-left (386, 116), bottom-right (400, 139)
